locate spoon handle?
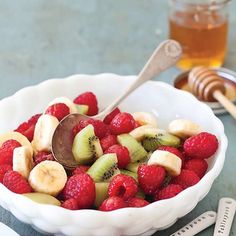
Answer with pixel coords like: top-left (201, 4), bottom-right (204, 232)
top-left (100, 40), bottom-right (182, 116)
top-left (213, 197), bottom-right (236, 236)
top-left (170, 211), bottom-right (217, 236)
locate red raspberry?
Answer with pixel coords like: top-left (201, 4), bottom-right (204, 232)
top-left (183, 132), bottom-right (218, 159)
top-left (100, 135), bottom-right (117, 151)
top-left (155, 184), bottom-right (183, 201)
top-left (103, 108), bottom-right (121, 125)
top-left (138, 164), bottom-right (166, 195)
top-left (158, 146), bottom-right (185, 164)
top-left (3, 170), bottom-right (32, 194)
top-left (73, 92), bottom-right (98, 116)
top-left (99, 196), bottom-right (127, 211)
top-left (15, 114), bottom-right (41, 141)
top-left (0, 140), bottom-right (21, 165)
top-left (108, 174), bottom-right (138, 200)
top-left (110, 112), bottom-right (136, 135)
top-left (184, 159), bottom-right (208, 178)
top-left (72, 166), bottom-right (90, 175)
top-left (105, 145), bottom-right (131, 169)
top-left (0, 165), bottom-right (12, 183)
top-left (73, 119), bottom-right (109, 139)
top-left (45, 103), bottom-right (70, 121)
top-left (171, 169), bottom-right (200, 189)
top-left (63, 173), bottom-right (95, 209)
top-left (127, 197), bottom-right (149, 207)
top-left (34, 151), bottom-right (54, 165)
top-left (61, 198), bottom-right (79, 210)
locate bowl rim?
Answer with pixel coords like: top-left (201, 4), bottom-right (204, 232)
top-left (0, 73), bottom-right (228, 217)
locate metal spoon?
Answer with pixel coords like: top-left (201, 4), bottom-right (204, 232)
top-left (52, 39), bottom-right (182, 169)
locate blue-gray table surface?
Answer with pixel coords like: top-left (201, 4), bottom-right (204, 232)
top-left (0, 1), bottom-right (235, 235)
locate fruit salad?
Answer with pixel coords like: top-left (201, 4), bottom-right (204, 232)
top-left (0, 91), bottom-right (219, 211)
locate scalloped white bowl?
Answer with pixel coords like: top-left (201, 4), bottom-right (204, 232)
top-left (0, 74), bottom-right (227, 236)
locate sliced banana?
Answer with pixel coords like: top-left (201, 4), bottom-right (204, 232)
top-left (148, 150), bottom-right (181, 176)
top-left (129, 125), bottom-right (166, 141)
top-left (23, 193), bottom-right (61, 206)
top-left (32, 114), bottom-right (59, 152)
top-left (0, 131), bottom-right (33, 156)
top-left (168, 119), bottom-right (203, 139)
top-left (28, 160), bottom-right (67, 196)
top-left (13, 146), bottom-right (34, 179)
top-left (132, 112), bottom-right (158, 127)
top-left (45, 96), bottom-right (77, 114)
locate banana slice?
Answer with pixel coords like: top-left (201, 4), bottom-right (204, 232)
top-left (13, 146), bottom-right (34, 179)
top-left (148, 150), bottom-right (181, 176)
top-left (45, 96), bottom-right (77, 114)
top-left (0, 131), bottom-right (33, 156)
top-left (28, 160), bottom-right (67, 196)
top-left (168, 119), bottom-right (203, 139)
top-left (32, 114), bottom-right (59, 152)
top-left (132, 112), bottom-right (158, 127)
top-left (129, 125), bottom-right (166, 141)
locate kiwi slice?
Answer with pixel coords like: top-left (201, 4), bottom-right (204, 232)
top-left (23, 193), bottom-right (61, 206)
top-left (117, 134), bottom-right (147, 163)
top-left (94, 182), bottom-right (109, 208)
top-left (142, 133), bottom-right (181, 152)
top-left (72, 124), bottom-right (103, 164)
top-left (75, 104), bottom-right (89, 115)
top-left (120, 169), bottom-right (138, 181)
top-left (125, 162), bottom-right (140, 173)
top-left (87, 153), bottom-right (118, 182)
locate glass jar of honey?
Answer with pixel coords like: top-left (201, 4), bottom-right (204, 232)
top-left (169, 0), bottom-right (229, 70)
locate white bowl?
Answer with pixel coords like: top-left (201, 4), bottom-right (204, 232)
top-left (0, 74), bottom-right (227, 236)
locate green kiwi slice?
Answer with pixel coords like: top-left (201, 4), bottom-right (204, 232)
top-left (142, 133), bottom-right (181, 151)
top-left (72, 124), bottom-right (103, 165)
top-left (120, 169), bottom-right (138, 181)
top-left (94, 182), bottom-right (109, 208)
top-left (125, 162), bottom-right (140, 173)
top-left (87, 153), bottom-right (118, 182)
top-left (117, 134), bottom-right (147, 163)
top-left (75, 104), bottom-right (89, 115)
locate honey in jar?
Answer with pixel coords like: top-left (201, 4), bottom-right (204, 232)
top-left (169, 0), bottom-right (229, 70)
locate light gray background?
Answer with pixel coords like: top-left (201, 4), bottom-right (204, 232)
top-left (0, 1), bottom-right (235, 235)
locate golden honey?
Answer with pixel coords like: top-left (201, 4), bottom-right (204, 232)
top-left (169, 1), bottom-right (229, 70)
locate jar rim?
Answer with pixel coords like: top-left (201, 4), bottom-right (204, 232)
top-left (169, 0), bottom-right (230, 10)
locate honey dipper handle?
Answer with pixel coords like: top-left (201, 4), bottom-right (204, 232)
top-left (213, 90), bottom-right (236, 119)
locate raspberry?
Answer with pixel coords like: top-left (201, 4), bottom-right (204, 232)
top-left (103, 108), bottom-right (121, 125)
top-left (72, 166), bottom-right (90, 175)
top-left (61, 198), bottom-right (79, 210)
top-left (105, 145), bottom-right (131, 168)
top-left (138, 164), bottom-right (166, 195)
top-left (158, 146), bottom-right (185, 164)
top-left (183, 132), bottom-right (218, 159)
top-left (171, 169), bottom-right (200, 189)
top-left (108, 174), bottom-right (138, 200)
top-left (15, 114), bottom-right (41, 141)
top-left (99, 196), bottom-right (127, 211)
top-left (100, 135), bottom-right (117, 151)
top-left (0, 165), bottom-right (12, 183)
top-left (0, 140), bottom-right (21, 165)
top-left (73, 92), bottom-right (98, 116)
top-left (34, 151), bottom-right (54, 165)
top-left (73, 119), bottom-right (109, 139)
top-left (110, 112), bottom-right (136, 135)
top-left (184, 159), bottom-right (208, 178)
top-left (155, 184), bottom-right (183, 201)
top-left (63, 173), bottom-right (95, 209)
top-left (45, 103), bottom-right (70, 121)
top-left (127, 197), bottom-right (149, 207)
top-left (3, 170), bottom-right (32, 194)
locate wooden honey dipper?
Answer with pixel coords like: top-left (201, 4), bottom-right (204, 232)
top-left (188, 66), bottom-right (236, 119)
